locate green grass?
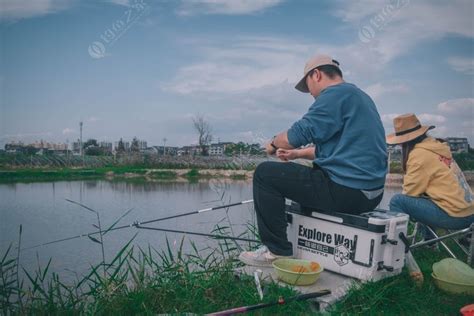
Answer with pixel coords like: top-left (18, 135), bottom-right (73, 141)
top-left (147, 170), bottom-right (178, 180)
top-left (230, 174), bottom-right (248, 180)
top-left (0, 167), bottom-right (203, 183)
top-left (3, 230), bottom-right (472, 316)
top-left (1, 234), bottom-right (312, 315)
top-left (0, 168), bottom-right (104, 182)
top-left (2, 196), bottom-right (473, 315)
top-left (185, 168), bottom-right (200, 179)
top-left (453, 152), bottom-right (474, 171)
top-left (3, 234), bottom-right (473, 315)
top-left (389, 161), bottom-right (403, 174)
top-left (331, 248), bottom-right (473, 315)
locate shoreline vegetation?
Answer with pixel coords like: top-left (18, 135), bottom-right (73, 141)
top-left (0, 165), bottom-right (473, 184)
top-left (0, 152), bottom-right (472, 184)
top-left (2, 229), bottom-right (473, 314)
top-left (0, 166), bottom-right (253, 183)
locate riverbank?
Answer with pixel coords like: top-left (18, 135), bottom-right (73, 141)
top-left (1, 166), bottom-right (473, 185)
top-left (0, 166), bottom-right (254, 183)
top-left (2, 235), bottom-right (472, 315)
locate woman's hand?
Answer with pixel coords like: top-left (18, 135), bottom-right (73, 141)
top-left (276, 148), bottom-right (299, 161)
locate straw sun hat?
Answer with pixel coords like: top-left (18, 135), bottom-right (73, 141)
top-left (386, 113), bottom-right (435, 145)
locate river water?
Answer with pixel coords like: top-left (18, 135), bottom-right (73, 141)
top-left (0, 179), bottom-right (401, 280)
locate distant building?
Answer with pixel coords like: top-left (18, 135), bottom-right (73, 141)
top-left (146, 146), bottom-right (178, 155)
top-left (446, 137), bottom-right (469, 153)
top-left (138, 140), bottom-right (147, 151)
top-left (178, 145), bottom-right (202, 156)
top-left (114, 141), bottom-right (131, 151)
top-left (29, 140), bottom-right (67, 151)
top-left (73, 140), bottom-right (81, 153)
top-left (209, 142), bottom-right (235, 156)
top-left (5, 140), bottom-right (67, 154)
top-left (5, 142), bottom-right (24, 153)
top-left (209, 143), bottom-right (224, 156)
top-left (99, 141), bottom-right (113, 153)
top-left (387, 144), bottom-right (402, 161)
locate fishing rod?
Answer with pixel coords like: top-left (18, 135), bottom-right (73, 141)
top-left (22, 199), bottom-right (254, 251)
top-left (207, 289), bottom-right (331, 315)
top-left (135, 225), bottom-right (260, 243)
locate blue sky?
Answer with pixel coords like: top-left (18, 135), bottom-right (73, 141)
top-left (1, 0), bottom-right (473, 148)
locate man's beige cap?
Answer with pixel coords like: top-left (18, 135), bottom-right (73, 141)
top-left (295, 54), bottom-right (340, 93)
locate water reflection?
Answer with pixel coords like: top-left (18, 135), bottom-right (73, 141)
top-left (1, 179), bottom-right (402, 281)
top-left (0, 179), bottom-right (254, 281)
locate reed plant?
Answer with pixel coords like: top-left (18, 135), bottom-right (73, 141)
top-left (1, 195), bottom-right (312, 315)
top-left (0, 234), bottom-right (313, 315)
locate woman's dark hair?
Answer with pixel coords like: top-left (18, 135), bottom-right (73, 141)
top-left (401, 133), bottom-right (428, 172)
top-left (315, 62), bottom-right (343, 79)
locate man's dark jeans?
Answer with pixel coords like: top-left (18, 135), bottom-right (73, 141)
top-left (253, 161), bottom-right (383, 256)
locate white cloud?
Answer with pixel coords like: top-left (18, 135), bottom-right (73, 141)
top-left (234, 131), bottom-right (268, 145)
top-left (62, 128), bottom-right (75, 135)
top-left (164, 1), bottom-right (474, 145)
top-left (365, 83), bottom-right (409, 100)
top-left (163, 36), bottom-right (311, 94)
top-left (417, 113), bottom-right (446, 124)
top-left (447, 57), bottom-right (474, 75)
top-left (164, 35), bottom-right (395, 96)
top-left (177, 0), bottom-right (283, 16)
top-left (87, 116), bottom-right (101, 123)
top-left (429, 125), bottom-right (448, 137)
top-left (437, 98), bottom-right (474, 117)
top-left (0, 0), bottom-right (74, 20)
top-left (0, 132), bottom-right (53, 140)
top-left (107, 0), bottom-right (131, 6)
top-left (381, 113), bottom-right (400, 126)
top-left (334, 0), bottom-right (474, 64)
top-left (430, 98), bottom-right (474, 142)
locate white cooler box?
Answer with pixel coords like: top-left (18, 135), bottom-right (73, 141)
top-left (286, 203), bottom-right (409, 281)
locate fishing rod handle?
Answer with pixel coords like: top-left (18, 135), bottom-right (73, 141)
top-left (294, 289), bottom-right (331, 301)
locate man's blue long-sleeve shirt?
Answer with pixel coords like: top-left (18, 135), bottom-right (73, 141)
top-left (287, 82), bottom-right (387, 190)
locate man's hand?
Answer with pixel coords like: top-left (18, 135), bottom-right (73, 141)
top-left (264, 131), bottom-right (295, 155)
top-left (265, 142), bottom-right (277, 155)
top-left (276, 148), bottom-right (298, 161)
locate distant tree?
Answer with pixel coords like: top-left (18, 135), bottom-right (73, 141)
top-left (23, 146), bottom-right (38, 155)
top-left (225, 142), bottom-right (264, 156)
top-left (249, 143), bottom-right (264, 155)
top-left (192, 114), bottom-right (212, 156)
top-left (117, 138), bottom-right (125, 153)
top-left (85, 146), bottom-right (103, 156)
top-left (131, 137), bottom-right (140, 152)
top-left (83, 139), bottom-right (98, 149)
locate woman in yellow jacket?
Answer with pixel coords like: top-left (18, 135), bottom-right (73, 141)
top-left (388, 114), bottom-right (474, 238)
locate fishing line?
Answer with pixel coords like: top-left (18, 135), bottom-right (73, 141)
top-left (135, 225), bottom-right (259, 243)
top-left (22, 199), bottom-right (254, 250)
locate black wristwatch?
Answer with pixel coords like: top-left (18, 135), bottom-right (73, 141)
top-left (270, 136), bottom-right (278, 151)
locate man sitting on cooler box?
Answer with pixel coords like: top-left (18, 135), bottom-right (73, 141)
top-left (239, 54), bottom-right (388, 267)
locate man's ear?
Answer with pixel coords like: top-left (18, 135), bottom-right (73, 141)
top-left (315, 69), bottom-right (322, 82)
